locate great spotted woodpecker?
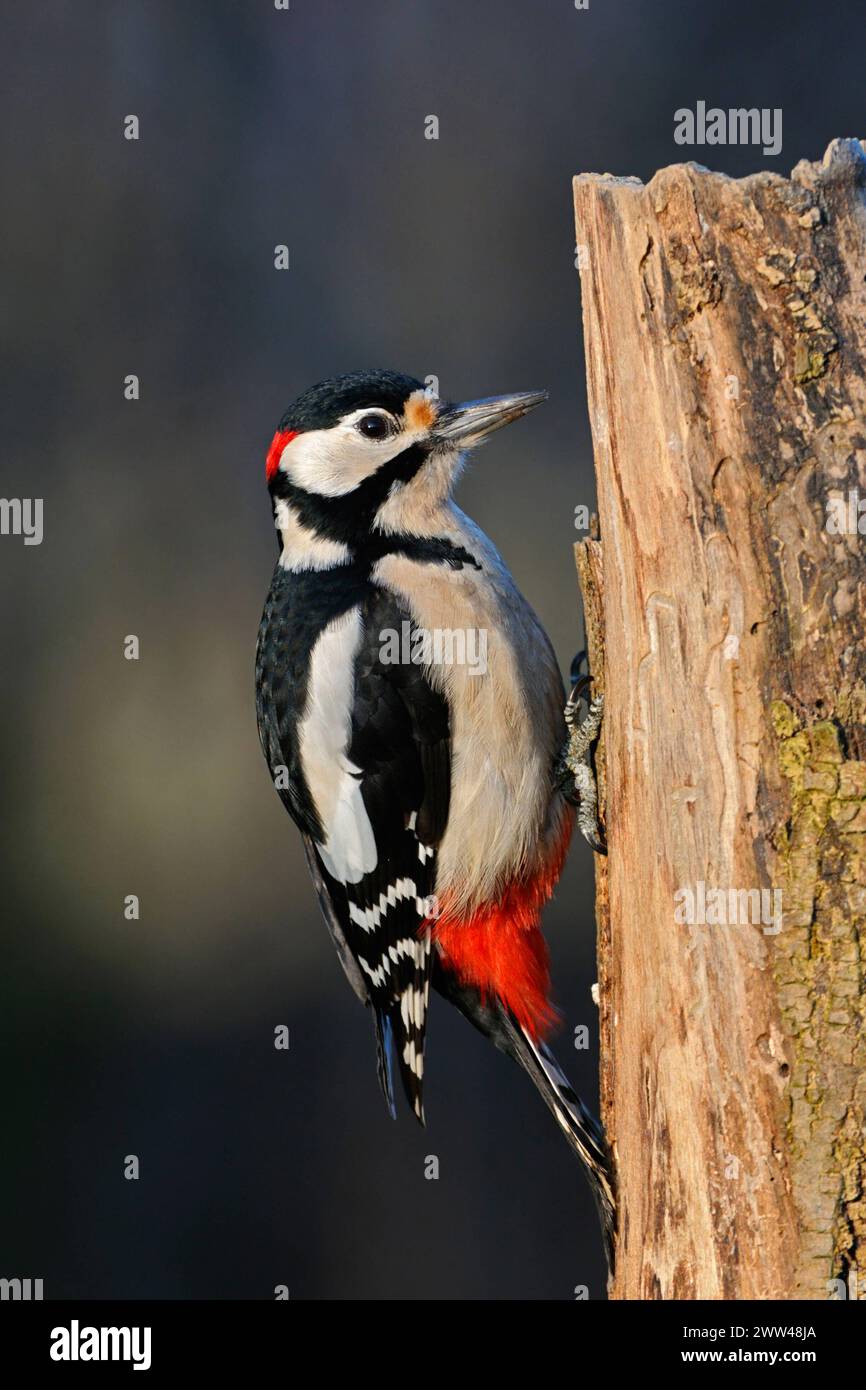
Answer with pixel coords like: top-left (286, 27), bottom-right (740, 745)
top-left (255, 370), bottom-right (615, 1263)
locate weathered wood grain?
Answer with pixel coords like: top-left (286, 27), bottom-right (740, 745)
top-left (573, 139), bottom-right (866, 1299)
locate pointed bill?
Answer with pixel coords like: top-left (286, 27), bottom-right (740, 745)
top-left (433, 390), bottom-right (548, 447)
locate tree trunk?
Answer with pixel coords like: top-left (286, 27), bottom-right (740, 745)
top-left (573, 139), bottom-right (866, 1300)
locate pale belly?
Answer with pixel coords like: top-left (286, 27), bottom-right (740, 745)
top-left (372, 543), bottom-right (569, 915)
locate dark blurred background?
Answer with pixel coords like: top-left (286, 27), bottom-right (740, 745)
top-left (0, 0), bottom-right (862, 1301)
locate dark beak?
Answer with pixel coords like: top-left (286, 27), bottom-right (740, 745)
top-left (433, 390), bottom-right (548, 447)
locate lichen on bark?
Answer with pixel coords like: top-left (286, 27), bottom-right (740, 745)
top-left (771, 701), bottom-right (865, 1293)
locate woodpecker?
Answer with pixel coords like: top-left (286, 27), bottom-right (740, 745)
top-left (255, 369), bottom-right (615, 1264)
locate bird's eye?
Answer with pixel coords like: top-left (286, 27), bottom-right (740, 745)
top-left (357, 413), bottom-right (392, 441)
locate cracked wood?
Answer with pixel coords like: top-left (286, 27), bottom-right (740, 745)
top-left (574, 139), bottom-right (866, 1300)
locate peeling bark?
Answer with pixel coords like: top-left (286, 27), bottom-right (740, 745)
top-left (573, 140), bottom-right (866, 1300)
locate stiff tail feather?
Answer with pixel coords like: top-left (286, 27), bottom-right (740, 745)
top-left (512, 1021), bottom-right (616, 1272)
top-left (373, 1009), bottom-right (397, 1120)
top-left (432, 963), bottom-right (616, 1272)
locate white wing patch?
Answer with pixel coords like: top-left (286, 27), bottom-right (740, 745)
top-left (298, 608), bottom-right (377, 884)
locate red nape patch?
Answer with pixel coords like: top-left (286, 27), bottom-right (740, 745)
top-left (265, 429), bottom-right (298, 483)
top-left (433, 826), bottom-right (572, 1040)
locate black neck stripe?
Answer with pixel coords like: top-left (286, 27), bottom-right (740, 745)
top-left (369, 534), bottom-right (481, 571)
top-left (271, 442), bottom-right (482, 573)
top-left (271, 442), bottom-right (428, 546)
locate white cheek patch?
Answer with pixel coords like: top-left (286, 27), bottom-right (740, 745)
top-left (298, 609), bottom-right (377, 884)
top-left (279, 427), bottom-right (382, 496)
top-left (278, 410), bottom-right (431, 498)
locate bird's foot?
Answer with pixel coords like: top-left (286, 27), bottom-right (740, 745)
top-left (559, 664), bottom-right (606, 854)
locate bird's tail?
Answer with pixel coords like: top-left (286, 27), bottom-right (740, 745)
top-left (433, 963), bottom-right (616, 1272)
top-left (508, 1019), bottom-right (616, 1272)
top-left (373, 1008), bottom-right (398, 1120)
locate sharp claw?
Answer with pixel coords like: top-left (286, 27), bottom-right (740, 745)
top-left (581, 825), bottom-right (608, 856)
top-left (563, 680), bottom-right (606, 855)
top-left (565, 675), bottom-right (591, 730)
top-left (570, 648), bottom-right (590, 686)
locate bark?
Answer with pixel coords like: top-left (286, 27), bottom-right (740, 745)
top-left (573, 139), bottom-right (866, 1300)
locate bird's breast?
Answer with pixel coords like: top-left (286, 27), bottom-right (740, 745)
top-left (370, 540), bottom-right (568, 915)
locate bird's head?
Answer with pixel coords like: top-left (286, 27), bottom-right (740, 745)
top-left (265, 369), bottom-right (546, 545)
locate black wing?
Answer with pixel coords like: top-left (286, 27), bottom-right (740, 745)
top-left (311, 588), bottom-right (450, 1121)
top-left (257, 570), bottom-right (451, 1122)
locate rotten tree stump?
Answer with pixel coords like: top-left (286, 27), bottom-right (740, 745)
top-left (573, 139), bottom-right (866, 1300)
